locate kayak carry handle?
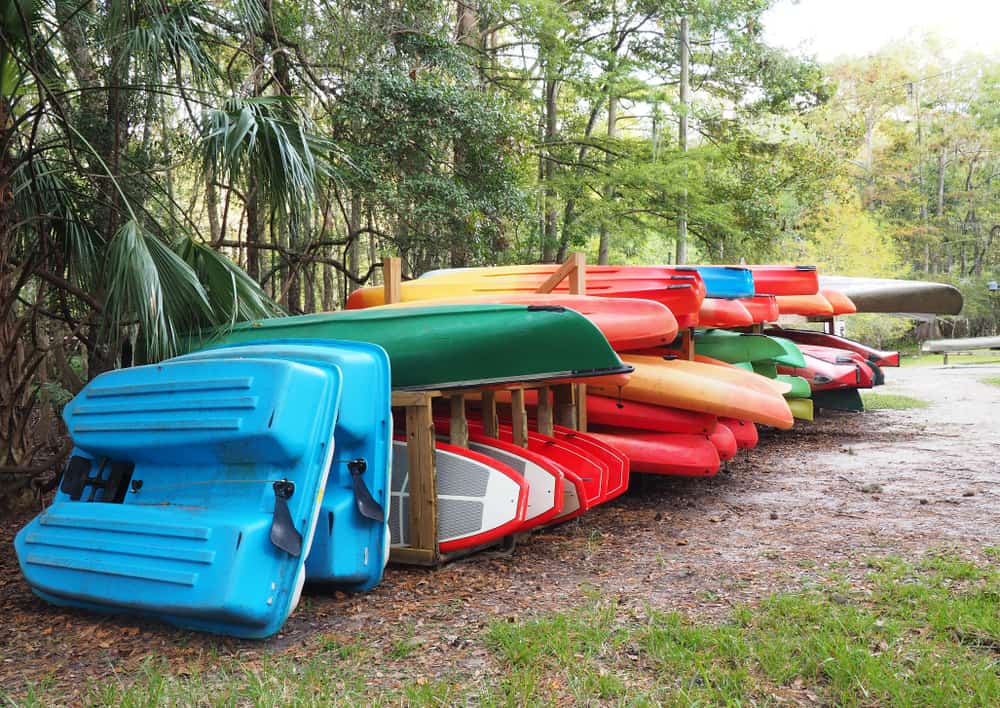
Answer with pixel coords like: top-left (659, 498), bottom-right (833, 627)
top-left (270, 479), bottom-right (303, 557)
top-left (348, 458), bottom-right (385, 522)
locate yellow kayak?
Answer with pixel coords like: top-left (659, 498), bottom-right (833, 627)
top-left (589, 356), bottom-right (794, 430)
top-left (788, 397), bottom-right (815, 421)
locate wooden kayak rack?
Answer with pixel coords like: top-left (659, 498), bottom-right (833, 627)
top-left (381, 253), bottom-right (588, 566)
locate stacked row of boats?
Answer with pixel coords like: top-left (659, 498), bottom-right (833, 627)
top-left (14, 263), bottom-right (900, 639)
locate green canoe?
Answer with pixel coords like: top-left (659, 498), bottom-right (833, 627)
top-left (190, 304), bottom-right (632, 391)
top-left (751, 361), bottom-right (778, 378)
top-left (777, 374), bottom-right (811, 399)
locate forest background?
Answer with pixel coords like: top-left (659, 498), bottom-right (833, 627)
top-left (0, 0), bottom-right (997, 496)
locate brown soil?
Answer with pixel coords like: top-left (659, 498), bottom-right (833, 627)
top-left (2, 363), bottom-right (998, 698)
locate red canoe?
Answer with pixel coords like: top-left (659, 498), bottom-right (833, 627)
top-left (588, 429), bottom-right (721, 477)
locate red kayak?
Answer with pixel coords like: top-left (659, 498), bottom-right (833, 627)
top-left (589, 429), bottom-right (721, 477)
top-left (719, 418), bottom-right (758, 450)
top-left (796, 345), bottom-right (876, 388)
top-left (778, 354), bottom-right (868, 391)
top-left (739, 295), bottom-right (780, 323)
top-left (709, 423), bottom-right (737, 462)
top-left (585, 396), bottom-right (717, 434)
top-left (763, 327), bottom-right (899, 368)
top-left (745, 265), bottom-right (819, 296)
top-left (699, 298), bottom-right (754, 328)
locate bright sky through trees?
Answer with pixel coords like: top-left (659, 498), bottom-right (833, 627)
top-left (763, 0), bottom-right (1000, 61)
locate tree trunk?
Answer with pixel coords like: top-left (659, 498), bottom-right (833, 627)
top-left (598, 94), bottom-right (617, 265)
top-left (542, 77), bottom-right (559, 263)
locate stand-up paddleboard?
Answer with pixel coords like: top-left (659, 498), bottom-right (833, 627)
top-left (719, 418), bottom-right (758, 450)
top-left (432, 417), bottom-right (592, 522)
top-left (389, 440), bottom-right (527, 553)
top-left (589, 430), bottom-right (721, 477)
top-left (463, 435), bottom-right (565, 530)
top-left (709, 423), bottom-right (738, 462)
top-left (553, 426), bottom-right (630, 501)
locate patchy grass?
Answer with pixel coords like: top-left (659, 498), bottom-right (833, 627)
top-left (8, 553), bottom-right (999, 706)
top-left (902, 352), bottom-right (1000, 367)
top-left (861, 392), bottom-right (929, 410)
top-left (981, 376), bottom-right (1000, 387)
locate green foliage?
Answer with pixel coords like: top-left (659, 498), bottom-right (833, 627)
top-left (860, 393), bottom-right (929, 410)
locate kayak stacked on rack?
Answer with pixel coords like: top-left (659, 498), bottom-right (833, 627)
top-left (14, 257), bottom-right (911, 639)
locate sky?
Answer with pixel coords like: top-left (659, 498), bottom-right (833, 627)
top-left (762, 0), bottom-right (1000, 62)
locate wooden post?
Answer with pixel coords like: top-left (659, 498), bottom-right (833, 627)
top-left (510, 388), bottom-right (529, 448)
top-left (575, 386), bottom-right (587, 432)
top-left (383, 256), bottom-right (402, 304)
top-left (750, 323), bottom-right (763, 335)
top-left (481, 390), bottom-right (499, 438)
top-left (553, 383), bottom-right (576, 428)
top-left (536, 385), bottom-right (554, 437)
top-left (826, 318), bottom-right (836, 335)
top-left (449, 395), bottom-right (468, 448)
top-left (404, 393), bottom-right (436, 557)
top-left (680, 328), bottom-right (695, 360)
top-left (536, 251), bottom-right (586, 294)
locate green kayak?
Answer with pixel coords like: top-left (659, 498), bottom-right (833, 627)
top-left (751, 361), bottom-right (778, 378)
top-left (767, 336), bottom-right (806, 368)
top-left (190, 304), bottom-right (631, 390)
top-left (777, 374), bottom-right (811, 399)
top-left (693, 330), bottom-right (786, 364)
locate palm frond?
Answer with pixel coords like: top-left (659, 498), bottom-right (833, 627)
top-left (173, 236), bottom-right (285, 327)
top-left (104, 219), bottom-right (212, 361)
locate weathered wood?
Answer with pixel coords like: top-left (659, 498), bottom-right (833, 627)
top-left (405, 398), bottom-right (437, 556)
top-left (481, 390), bottom-right (499, 438)
top-left (536, 385), bottom-right (554, 436)
top-left (383, 256), bottom-right (402, 304)
top-left (680, 328), bottom-right (695, 360)
top-left (510, 388), bottom-right (529, 448)
top-left (391, 391), bottom-right (440, 407)
top-left (567, 252), bottom-right (586, 294)
top-left (389, 547), bottom-right (438, 566)
top-left (449, 395), bottom-right (468, 448)
top-left (574, 383), bottom-right (587, 432)
top-left (750, 323), bottom-right (763, 334)
top-left (536, 251), bottom-right (586, 294)
top-left (553, 383), bottom-right (577, 429)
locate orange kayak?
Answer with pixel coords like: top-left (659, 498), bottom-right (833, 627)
top-left (820, 289), bottom-right (857, 315)
top-left (739, 295), bottom-right (780, 323)
top-left (627, 352), bottom-right (792, 398)
top-left (776, 292), bottom-right (834, 317)
top-left (699, 298), bottom-right (754, 328)
top-left (589, 355), bottom-right (794, 429)
top-left (371, 293), bottom-right (678, 351)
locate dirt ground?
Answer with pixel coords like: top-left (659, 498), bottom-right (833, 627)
top-left (2, 363), bottom-right (998, 698)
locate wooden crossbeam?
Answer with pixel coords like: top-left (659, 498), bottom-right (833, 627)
top-left (536, 252), bottom-right (587, 294)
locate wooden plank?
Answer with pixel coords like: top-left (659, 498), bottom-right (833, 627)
top-left (405, 398), bottom-right (437, 557)
top-left (389, 547), bottom-right (438, 566)
top-left (536, 385), bottom-right (554, 436)
top-left (574, 383), bottom-right (587, 432)
top-left (567, 252), bottom-right (586, 295)
top-left (391, 390), bottom-right (440, 407)
top-left (680, 328), bottom-right (695, 360)
top-left (510, 388), bottom-right (528, 448)
top-left (481, 390), bottom-right (499, 438)
top-left (449, 395), bottom-right (468, 448)
top-left (383, 256), bottom-right (402, 305)
top-left (553, 383), bottom-right (576, 429)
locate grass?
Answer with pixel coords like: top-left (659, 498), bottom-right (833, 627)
top-left (982, 376), bottom-right (1000, 387)
top-left (902, 351), bottom-right (1000, 367)
top-left (7, 552), bottom-right (1000, 705)
top-left (861, 392), bottom-right (930, 409)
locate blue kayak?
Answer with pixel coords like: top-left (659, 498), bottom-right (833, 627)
top-left (178, 340), bottom-right (392, 590)
top-left (15, 341), bottom-right (392, 638)
top-left (688, 266), bottom-right (755, 299)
